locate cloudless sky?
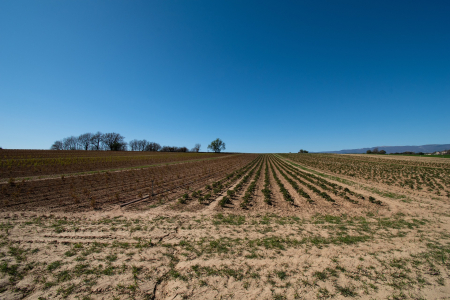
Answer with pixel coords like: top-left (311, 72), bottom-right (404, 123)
top-left (1, 0), bottom-right (449, 153)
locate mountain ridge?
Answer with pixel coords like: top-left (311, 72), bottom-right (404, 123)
top-left (318, 144), bottom-right (450, 154)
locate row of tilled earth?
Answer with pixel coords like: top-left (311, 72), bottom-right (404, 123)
top-left (0, 154), bottom-right (258, 212)
top-left (0, 151), bottom-right (231, 179)
top-left (281, 153), bottom-right (450, 196)
top-left (166, 155), bottom-right (385, 216)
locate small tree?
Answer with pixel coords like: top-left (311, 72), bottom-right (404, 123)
top-left (63, 136), bottom-right (78, 150)
top-left (138, 139), bottom-right (149, 151)
top-left (51, 140), bottom-right (63, 150)
top-left (366, 150), bottom-right (372, 154)
top-left (145, 142), bottom-right (161, 152)
top-left (90, 132), bottom-right (103, 150)
top-left (102, 133), bottom-right (126, 151)
top-left (129, 139), bottom-right (139, 151)
top-left (207, 138), bottom-right (226, 153)
top-left (379, 150), bottom-right (386, 154)
top-left (191, 143), bottom-right (201, 153)
top-left (78, 133), bottom-right (93, 150)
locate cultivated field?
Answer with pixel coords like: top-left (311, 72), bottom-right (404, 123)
top-left (1, 151), bottom-right (450, 299)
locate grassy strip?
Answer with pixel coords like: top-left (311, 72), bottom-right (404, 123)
top-left (275, 154), bottom-right (409, 200)
top-left (0, 154), bottom-right (239, 183)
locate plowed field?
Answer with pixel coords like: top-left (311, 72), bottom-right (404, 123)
top-left (1, 152), bottom-right (450, 300)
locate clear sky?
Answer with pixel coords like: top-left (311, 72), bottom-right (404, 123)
top-left (1, 1), bottom-right (449, 153)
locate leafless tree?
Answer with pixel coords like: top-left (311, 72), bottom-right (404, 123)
top-left (138, 139), bottom-right (149, 151)
top-left (191, 143), bottom-right (201, 153)
top-left (161, 146), bottom-right (188, 152)
top-left (129, 139), bottom-right (139, 151)
top-left (145, 142), bottom-right (161, 152)
top-left (51, 140), bottom-right (63, 150)
top-left (101, 132), bottom-right (127, 151)
top-left (119, 142), bottom-right (128, 151)
top-left (63, 136), bottom-right (78, 150)
top-left (90, 132), bottom-right (103, 150)
top-left (78, 133), bottom-right (92, 150)
top-left (129, 139), bottom-right (149, 151)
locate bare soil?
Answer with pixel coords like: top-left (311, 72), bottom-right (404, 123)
top-left (1, 154), bottom-right (450, 300)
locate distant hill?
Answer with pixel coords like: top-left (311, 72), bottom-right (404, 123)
top-left (319, 144), bottom-right (450, 154)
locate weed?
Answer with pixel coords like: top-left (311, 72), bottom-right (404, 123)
top-left (47, 260), bottom-right (62, 271)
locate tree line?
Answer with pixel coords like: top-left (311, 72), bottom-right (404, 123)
top-left (51, 132), bottom-right (203, 152)
top-left (366, 148), bottom-right (386, 154)
top-left (50, 133), bottom-right (228, 153)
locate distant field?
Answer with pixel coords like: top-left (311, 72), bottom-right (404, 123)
top-left (282, 153), bottom-right (450, 197)
top-left (356, 153), bottom-right (450, 158)
top-left (391, 154), bottom-right (450, 158)
top-left (1, 152), bottom-right (450, 299)
top-left (0, 150), bottom-right (231, 179)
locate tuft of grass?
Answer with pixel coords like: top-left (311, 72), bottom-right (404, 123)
top-left (213, 214), bottom-right (245, 225)
top-left (47, 260), bottom-right (62, 272)
top-left (106, 254), bottom-right (117, 262)
top-left (335, 284), bottom-right (357, 297)
top-left (57, 270), bottom-right (72, 282)
top-left (314, 270), bottom-right (328, 281)
top-left (275, 270), bottom-right (288, 280)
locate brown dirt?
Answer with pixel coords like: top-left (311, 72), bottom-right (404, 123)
top-left (1, 154), bottom-right (450, 299)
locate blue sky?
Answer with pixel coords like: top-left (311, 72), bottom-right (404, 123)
top-left (1, 0), bottom-right (449, 153)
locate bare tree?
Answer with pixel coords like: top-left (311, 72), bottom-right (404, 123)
top-left (145, 142), bottom-right (161, 152)
top-left (63, 136), bottom-right (78, 150)
top-left (138, 139), bottom-right (149, 151)
top-left (129, 139), bottom-right (139, 151)
top-left (101, 132), bottom-right (126, 151)
top-left (191, 143), bottom-right (201, 153)
top-left (51, 140), bottom-right (63, 150)
top-left (129, 139), bottom-right (149, 151)
top-left (119, 142), bottom-right (128, 151)
top-left (160, 146), bottom-right (188, 152)
top-left (78, 133), bottom-right (92, 151)
top-left (90, 132), bottom-right (103, 150)
top-left (160, 146), bottom-right (173, 152)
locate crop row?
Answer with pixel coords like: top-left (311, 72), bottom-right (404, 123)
top-left (271, 158), bottom-right (313, 203)
top-left (0, 154), bottom-right (258, 211)
top-left (179, 155), bottom-right (263, 206)
top-left (261, 159), bottom-right (272, 205)
top-left (270, 155), bottom-right (381, 206)
top-left (238, 158), bottom-right (264, 209)
top-left (1, 151), bottom-right (230, 179)
top-left (269, 159), bottom-right (294, 204)
top-left (281, 153), bottom-right (450, 196)
top-left (0, 149), bottom-right (179, 159)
